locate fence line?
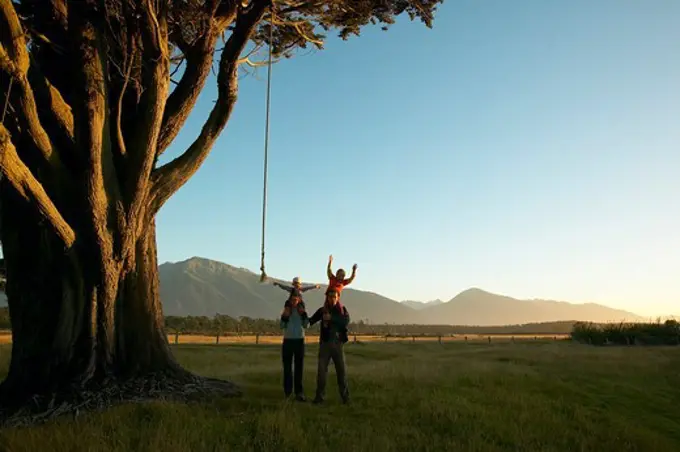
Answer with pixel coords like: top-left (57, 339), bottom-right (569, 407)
top-left (164, 332), bottom-right (570, 346)
top-left (0, 330), bottom-right (569, 346)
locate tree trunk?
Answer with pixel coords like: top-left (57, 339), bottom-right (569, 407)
top-left (115, 220), bottom-right (182, 377)
top-left (0, 187), bottom-right (238, 422)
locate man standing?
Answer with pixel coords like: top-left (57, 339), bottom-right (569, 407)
top-left (309, 289), bottom-right (351, 404)
top-left (280, 292), bottom-right (310, 401)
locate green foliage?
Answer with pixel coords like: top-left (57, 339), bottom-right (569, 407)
top-left (253, 0), bottom-right (445, 58)
top-left (1, 343), bottom-right (680, 450)
top-left (572, 320), bottom-right (680, 346)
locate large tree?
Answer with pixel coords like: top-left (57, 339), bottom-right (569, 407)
top-left (0, 0), bottom-right (441, 423)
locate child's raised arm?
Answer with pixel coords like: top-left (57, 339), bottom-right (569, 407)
top-left (326, 255), bottom-right (334, 280)
top-left (344, 264), bottom-right (358, 285)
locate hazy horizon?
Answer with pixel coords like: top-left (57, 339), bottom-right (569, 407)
top-left (159, 256), bottom-right (676, 319)
top-left (155, 0), bottom-right (680, 318)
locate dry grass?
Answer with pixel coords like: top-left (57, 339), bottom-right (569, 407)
top-left (0, 341), bottom-right (679, 451)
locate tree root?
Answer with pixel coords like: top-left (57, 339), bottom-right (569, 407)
top-left (0, 372), bottom-right (241, 429)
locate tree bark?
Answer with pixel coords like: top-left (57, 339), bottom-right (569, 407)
top-left (115, 220), bottom-right (183, 377)
top-left (0, 187), bottom-right (236, 423)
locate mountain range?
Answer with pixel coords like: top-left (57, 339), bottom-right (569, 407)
top-left (158, 257), bottom-right (646, 325)
top-left (401, 299), bottom-right (445, 310)
top-left (0, 257), bottom-right (649, 325)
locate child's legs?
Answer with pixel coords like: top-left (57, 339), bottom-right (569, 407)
top-left (330, 343), bottom-right (349, 401)
top-left (281, 339), bottom-right (295, 396)
top-left (314, 342), bottom-right (332, 400)
top-left (292, 339), bottom-right (305, 395)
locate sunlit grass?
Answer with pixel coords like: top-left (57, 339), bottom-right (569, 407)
top-left (0, 342), bottom-right (679, 451)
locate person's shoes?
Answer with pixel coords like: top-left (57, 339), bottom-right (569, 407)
top-left (312, 397), bottom-right (324, 405)
top-left (295, 394), bottom-right (307, 402)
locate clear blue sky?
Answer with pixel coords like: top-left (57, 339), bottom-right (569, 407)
top-left (156, 0), bottom-right (680, 317)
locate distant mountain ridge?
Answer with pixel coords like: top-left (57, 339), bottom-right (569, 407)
top-left (0, 257), bottom-right (652, 325)
top-left (423, 287), bottom-right (645, 326)
top-left (158, 257), bottom-right (423, 324)
top-left (157, 257), bottom-right (646, 325)
top-left (401, 299), bottom-right (445, 310)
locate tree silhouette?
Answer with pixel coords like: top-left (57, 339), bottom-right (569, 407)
top-left (0, 0), bottom-right (442, 422)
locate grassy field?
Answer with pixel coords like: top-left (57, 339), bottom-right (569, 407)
top-left (0, 341), bottom-right (679, 451)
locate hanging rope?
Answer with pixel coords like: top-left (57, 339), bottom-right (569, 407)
top-left (259, 5), bottom-right (275, 283)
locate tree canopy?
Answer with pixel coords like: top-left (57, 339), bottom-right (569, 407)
top-left (0, 0), bottom-right (443, 240)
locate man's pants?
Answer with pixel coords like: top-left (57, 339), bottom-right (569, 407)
top-left (282, 338), bottom-right (305, 396)
top-left (315, 341), bottom-right (349, 402)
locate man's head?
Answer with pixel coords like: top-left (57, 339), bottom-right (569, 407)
top-left (326, 290), bottom-right (339, 307)
top-left (336, 268), bottom-right (346, 280)
top-left (292, 277), bottom-right (301, 287)
top-left (289, 287), bottom-right (302, 305)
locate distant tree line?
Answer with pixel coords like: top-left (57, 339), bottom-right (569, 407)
top-left (571, 320), bottom-right (680, 346)
top-left (1, 308), bottom-right (677, 344)
top-left (159, 315), bottom-right (583, 336)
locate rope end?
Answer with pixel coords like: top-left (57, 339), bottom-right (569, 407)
top-left (259, 270), bottom-right (268, 283)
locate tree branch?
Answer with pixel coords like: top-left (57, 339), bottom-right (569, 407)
top-left (68, 6), bottom-right (118, 264)
top-left (0, 125), bottom-right (75, 248)
top-left (122, 0), bottom-right (171, 261)
top-left (112, 46), bottom-right (134, 160)
top-left (26, 55), bottom-right (76, 160)
top-left (149, 0), bottom-right (271, 215)
top-left (155, 36), bottom-right (217, 157)
top-left (0, 0), bottom-right (66, 172)
top-left (157, 4), bottom-right (239, 157)
top-left (272, 15), bottom-right (324, 47)
top-left (17, 0), bottom-right (73, 105)
top-left (26, 63), bottom-right (74, 139)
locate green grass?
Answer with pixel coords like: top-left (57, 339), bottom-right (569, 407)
top-left (1, 341), bottom-right (680, 451)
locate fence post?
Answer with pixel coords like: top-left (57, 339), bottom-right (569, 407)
top-left (216, 333), bottom-right (220, 345)
top-left (534, 336), bottom-right (538, 341)
top-left (511, 336), bottom-right (515, 343)
top-left (553, 336), bottom-right (557, 341)
top-left (354, 335), bottom-right (357, 343)
top-left (174, 332), bottom-right (179, 344)
top-left (488, 336), bottom-right (491, 344)
top-left (384, 335), bottom-right (387, 343)
top-left (412, 335), bottom-right (415, 343)
top-left (256, 334), bottom-right (260, 345)
top-left (464, 336), bottom-right (468, 343)
top-left (438, 335), bottom-right (442, 345)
